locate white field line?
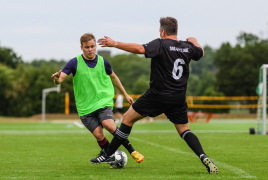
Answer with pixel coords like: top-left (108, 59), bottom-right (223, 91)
top-left (73, 121), bottom-right (84, 128)
top-left (130, 137), bottom-right (256, 179)
top-left (51, 120), bottom-right (80, 123)
top-left (130, 130), bottom-right (248, 134)
top-left (135, 120), bottom-right (259, 124)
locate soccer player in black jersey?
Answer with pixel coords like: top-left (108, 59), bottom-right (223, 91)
top-left (90, 17), bottom-right (218, 174)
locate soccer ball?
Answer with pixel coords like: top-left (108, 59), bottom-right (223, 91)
top-left (110, 150), bottom-right (128, 169)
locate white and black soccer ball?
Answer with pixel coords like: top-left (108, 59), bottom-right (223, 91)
top-left (111, 150), bottom-right (128, 169)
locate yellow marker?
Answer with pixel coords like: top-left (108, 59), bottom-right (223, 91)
top-left (65, 92), bottom-right (69, 115)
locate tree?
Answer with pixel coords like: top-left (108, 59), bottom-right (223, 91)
top-left (0, 64), bottom-right (15, 116)
top-left (237, 32), bottom-right (259, 45)
top-left (105, 54), bottom-right (151, 94)
top-left (133, 76), bottom-right (149, 94)
top-left (214, 32), bottom-right (268, 113)
top-left (0, 47), bottom-right (22, 68)
top-left (190, 45), bottom-right (216, 77)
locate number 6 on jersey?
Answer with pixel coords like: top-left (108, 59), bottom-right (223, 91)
top-left (172, 58), bottom-right (185, 80)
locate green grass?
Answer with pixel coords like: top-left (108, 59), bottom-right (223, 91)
top-left (0, 120), bottom-right (267, 179)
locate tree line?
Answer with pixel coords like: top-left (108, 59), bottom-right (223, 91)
top-left (0, 32), bottom-right (267, 116)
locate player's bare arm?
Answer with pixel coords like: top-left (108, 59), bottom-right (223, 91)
top-left (51, 70), bottom-right (68, 84)
top-left (109, 72), bottom-right (134, 105)
top-left (98, 36), bottom-right (145, 54)
top-left (186, 37), bottom-right (204, 56)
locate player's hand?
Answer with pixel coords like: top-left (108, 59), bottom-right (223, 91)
top-left (97, 36), bottom-right (116, 47)
top-left (51, 70), bottom-right (62, 80)
top-left (125, 94), bottom-right (134, 106)
top-left (186, 37), bottom-right (198, 44)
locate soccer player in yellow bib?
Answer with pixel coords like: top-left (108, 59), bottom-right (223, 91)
top-left (51, 33), bottom-right (144, 164)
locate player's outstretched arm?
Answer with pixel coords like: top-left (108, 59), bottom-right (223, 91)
top-left (51, 70), bottom-right (68, 85)
top-left (98, 36), bottom-right (145, 54)
top-left (109, 72), bottom-right (134, 105)
top-left (186, 37), bottom-right (204, 57)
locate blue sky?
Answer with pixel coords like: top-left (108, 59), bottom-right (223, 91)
top-left (1, 0), bottom-right (268, 61)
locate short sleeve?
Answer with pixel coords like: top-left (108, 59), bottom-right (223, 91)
top-left (142, 38), bottom-right (161, 58)
top-left (191, 45), bottom-right (203, 61)
top-left (104, 58), bottom-right (113, 75)
top-left (62, 57), bottom-right (77, 76)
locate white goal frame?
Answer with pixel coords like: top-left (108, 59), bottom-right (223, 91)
top-left (257, 64), bottom-right (268, 135)
top-left (42, 85), bottom-right (61, 122)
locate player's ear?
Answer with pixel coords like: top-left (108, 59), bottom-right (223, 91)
top-left (163, 29), bottom-right (167, 37)
top-left (160, 29), bottom-right (166, 38)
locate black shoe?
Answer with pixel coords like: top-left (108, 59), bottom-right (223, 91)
top-left (90, 150), bottom-right (115, 164)
top-left (200, 154), bottom-right (218, 174)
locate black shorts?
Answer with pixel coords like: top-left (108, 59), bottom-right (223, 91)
top-left (132, 91), bottom-right (188, 124)
top-left (116, 108), bottom-right (123, 113)
top-left (80, 106), bottom-right (114, 133)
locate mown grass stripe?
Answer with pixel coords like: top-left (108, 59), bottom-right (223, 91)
top-left (0, 130), bottom-right (249, 134)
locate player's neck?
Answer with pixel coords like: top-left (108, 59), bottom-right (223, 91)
top-left (163, 35), bottom-right (178, 41)
top-left (83, 54), bottom-right (96, 61)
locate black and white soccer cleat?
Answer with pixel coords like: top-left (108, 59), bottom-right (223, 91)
top-left (90, 150), bottom-right (115, 164)
top-left (200, 154), bottom-right (218, 174)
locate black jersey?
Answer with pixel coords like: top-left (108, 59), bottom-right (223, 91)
top-left (143, 38), bottom-right (203, 103)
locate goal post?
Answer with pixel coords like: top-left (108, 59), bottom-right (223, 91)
top-left (256, 64), bottom-right (268, 135)
top-left (42, 85), bottom-right (61, 122)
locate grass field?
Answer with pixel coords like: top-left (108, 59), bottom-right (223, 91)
top-left (0, 119), bottom-right (267, 179)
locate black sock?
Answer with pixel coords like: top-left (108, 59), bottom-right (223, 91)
top-left (181, 130), bottom-right (205, 158)
top-left (106, 123), bottom-right (132, 156)
top-left (112, 127), bottom-right (135, 154)
top-left (97, 137), bottom-right (110, 151)
top-left (121, 140), bottom-right (135, 154)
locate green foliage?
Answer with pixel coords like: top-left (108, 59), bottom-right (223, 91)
top-left (187, 45), bottom-right (220, 99)
top-left (187, 71), bottom-right (227, 113)
top-left (0, 62), bottom-right (75, 117)
top-left (214, 32), bottom-right (268, 113)
top-left (214, 33), bottom-right (268, 97)
top-left (26, 59), bottom-right (67, 69)
top-left (187, 70), bottom-right (221, 96)
top-left (0, 47), bottom-right (22, 68)
top-left (0, 64), bottom-right (15, 116)
top-left (190, 45), bottom-right (216, 77)
top-left (133, 75), bottom-right (150, 94)
top-left (105, 54), bottom-right (151, 94)
top-left (237, 32), bottom-right (259, 45)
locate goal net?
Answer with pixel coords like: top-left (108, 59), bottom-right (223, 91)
top-left (256, 65), bottom-right (268, 134)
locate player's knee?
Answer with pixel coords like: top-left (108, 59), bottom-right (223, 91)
top-left (122, 113), bottom-right (127, 121)
top-left (122, 113), bottom-right (132, 124)
top-left (103, 124), bottom-right (116, 134)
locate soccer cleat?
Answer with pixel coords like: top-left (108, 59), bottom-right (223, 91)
top-left (131, 151), bottom-right (144, 163)
top-left (200, 154), bottom-right (218, 174)
top-left (90, 150), bottom-right (115, 164)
